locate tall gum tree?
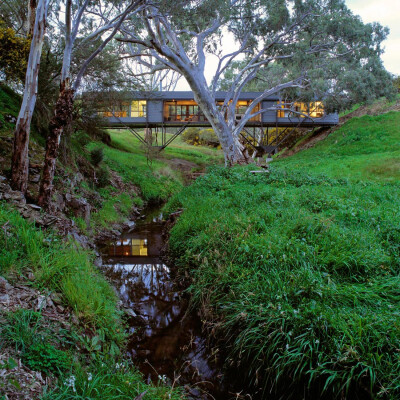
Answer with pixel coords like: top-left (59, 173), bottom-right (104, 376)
top-left (38, 0), bottom-right (145, 209)
top-left (10, 0), bottom-right (50, 193)
top-left (118, 0), bottom-right (394, 166)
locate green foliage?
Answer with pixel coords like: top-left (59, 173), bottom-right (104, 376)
top-left (0, 204), bottom-right (123, 343)
top-left (182, 127), bottom-right (220, 147)
top-left (0, 84), bottom-right (21, 132)
top-left (166, 159), bottom-right (400, 397)
top-left (24, 342), bottom-right (70, 375)
top-left (90, 148), bottom-right (104, 167)
top-left (393, 76), bottom-right (400, 92)
top-left (0, 27), bottom-right (30, 82)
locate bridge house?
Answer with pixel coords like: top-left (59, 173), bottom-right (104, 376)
top-left (95, 91), bottom-right (338, 153)
top-left (98, 91), bottom-right (339, 128)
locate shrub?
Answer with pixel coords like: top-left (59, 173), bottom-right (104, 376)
top-left (182, 127), bottom-right (220, 147)
top-left (181, 127), bottom-right (202, 145)
top-left (90, 148), bottom-right (104, 166)
top-left (23, 342), bottom-right (70, 375)
top-left (96, 167), bottom-right (110, 188)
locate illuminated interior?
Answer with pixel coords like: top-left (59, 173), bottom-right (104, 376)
top-left (131, 100), bottom-right (147, 117)
top-left (164, 100), bottom-right (260, 122)
top-left (110, 238), bottom-right (148, 256)
top-left (164, 100), bottom-right (207, 122)
top-left (277, 101), bottom-right (324, 118)
top-left (97, 102), bottom-right (130, 118)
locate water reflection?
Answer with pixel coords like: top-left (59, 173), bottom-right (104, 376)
top-left (101, 216), bottom-right (244, 399)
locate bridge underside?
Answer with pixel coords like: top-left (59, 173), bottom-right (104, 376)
top-left (103, 120), bottom-right (337, 129)
top-left (104, 120), bottom-right (333, 157)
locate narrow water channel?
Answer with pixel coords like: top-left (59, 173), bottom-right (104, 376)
top-left (100, 206), bottom-right (247, 400)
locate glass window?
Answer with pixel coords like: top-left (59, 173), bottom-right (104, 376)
top-left (131, 100), bottom-right (147, 117)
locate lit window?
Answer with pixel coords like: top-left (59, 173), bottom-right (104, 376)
top-left (309, 102), bottom-right (324, 118)
top-left (131, 100), bottom-right (147, 117)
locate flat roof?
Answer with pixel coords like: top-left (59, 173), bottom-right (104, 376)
top-left (87, 91), bottom-right (280, 101)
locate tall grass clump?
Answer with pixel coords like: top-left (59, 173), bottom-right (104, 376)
top-left (166, 165), bottom-right (400, 399)
top-left (0, 204), bottom-right (123, 343)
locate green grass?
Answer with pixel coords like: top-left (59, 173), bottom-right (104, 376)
top-left (277, 111), bottom-right (400, 181)
top-left (42, 360), bottom-right (185, 400)
top-left (85, 129), bottom-right (223, 229)
top-left (0, 203), bottom-right (123, 343)
top-left (165, 111), bottom-right (400, 398)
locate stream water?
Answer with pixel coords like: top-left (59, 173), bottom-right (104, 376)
top-left (100, 207), bottom-right (248, 400)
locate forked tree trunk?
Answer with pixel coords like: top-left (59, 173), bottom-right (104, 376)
top-left (183, 71), bottom-right (250, 166)
top-left (11, 0), bottom-right (49, 193)
top-left (38, 84), bottom-right (74, 209)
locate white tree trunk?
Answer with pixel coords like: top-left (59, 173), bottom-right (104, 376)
top-left (183, 68), bottom-right (249, 166)
top-left (11, 0), bottom-right (49, 193)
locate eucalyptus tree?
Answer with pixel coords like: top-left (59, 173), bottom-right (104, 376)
top-left (119, 0), bottom-right (394, 165)
top-left (10, 0), bottom-right (51, 193)
top-left (38, 0), bottom-right (146, 209)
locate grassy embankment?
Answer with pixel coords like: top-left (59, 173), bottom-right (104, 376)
top-left (166, 111), bottom-right (400, 398)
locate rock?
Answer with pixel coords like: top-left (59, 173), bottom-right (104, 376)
top-left (93, 257), bottom-right (103, 267)
top-left (3, 190), bottom-right (26, 204)
top-left (0, 176), bottom-right (6, 182)
top-left (54, 193), bottom-right (65, 211)
top-left (27, 204), bottom-right (41, 211)
top-left (125, 309), bottom-right (137, 318)
top-left (57, 305), bottom-right (65, 313)
top-left (28, 272), bottom-right (35, 280)
top-left (0, 294), bottom-right (10, 304)
top-left (71, 313), bottom-right (79, 325)
top-left (0, 276), bottom-right (12, 292)
top-left (36, 295), bottom-right (46, 311)
top-left (50, 292), bottom-right (63, 305)
top-left (66, 196), bottom-right (91, 225)
top-left (29, 174), bottom-right (41, 183)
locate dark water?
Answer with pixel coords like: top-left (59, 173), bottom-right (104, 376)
top-left (100, 208), bottom-right (248, 399)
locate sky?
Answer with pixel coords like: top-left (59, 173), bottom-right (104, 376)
top-left (175, 0), bottom-right (399, 90)
top-left (346, 0), bottom-right (400, 76)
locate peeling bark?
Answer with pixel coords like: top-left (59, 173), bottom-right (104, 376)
top-left (11, 0), bottom-right (49, 193)
top-left (38, 85), bottom-right (74, 209)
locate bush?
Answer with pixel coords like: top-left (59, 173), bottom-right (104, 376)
top-left (96, 167), bottom-right (110, 188)
top-left (90, 148), bottom-right (104, 166)
top-left (182, 127), bottom-right (220, 147)
top-left (181, 127), bottom-right (202, 145)
top-left (1, 309), bottom-right (42, 352)
top-left (24, 342), bottom-right (70, 375)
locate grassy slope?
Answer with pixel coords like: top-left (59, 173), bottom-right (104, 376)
top-left (87, 129), bottom-right (223, 228)
top-left (278, 111), bottom-right (400, 181)
top-left (166, 111), bottom-right (400, 398)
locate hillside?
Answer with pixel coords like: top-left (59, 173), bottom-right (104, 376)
top-left (166, 107), bottom-right (400, 398)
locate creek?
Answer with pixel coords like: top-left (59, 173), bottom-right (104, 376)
top-left (100, 206), bottom-right (249, 400)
